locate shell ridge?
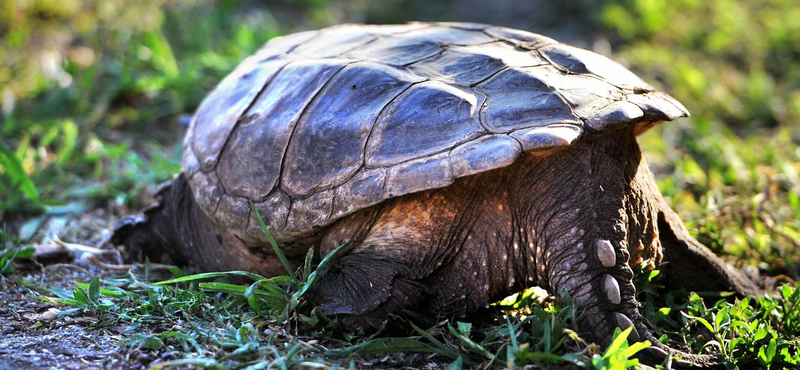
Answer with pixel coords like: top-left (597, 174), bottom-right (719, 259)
top-left (537, 47), bottom-right (572, 75)
top-left (213, 60), bottom-right (291, 179)
top-left (363, 79), bottom-right (426, 169)
top-left (507, 134), bottom-right (527, 153)
top-left (347, 23), bottom-right (431, 47)
top-left (529, 66), bottom-right (581, 123)
top-left (401, 43), bottom-right (447, 68)
top-left (483, 26), bottom-right (559, 51)
top-left (244, 197), bottom-right (252, 232)
top-left (472, 91), bottom-right (491, 132)
top-left (437, 22), bottom-right (489, 31)
top-left (280, 31), bottom-right (321, 55)
top-left (474, 65), bottom-right (510, 133)
top-left (326, 190), bottom-right (336, 227)
top-left (336, 36), bottom-right (381, 58)
top-left (469, 65), bottom-right (508, 88)
top-left (277, 62), bottom-right (354, 196)
top-left (449, 39), bottom-right (504, 48)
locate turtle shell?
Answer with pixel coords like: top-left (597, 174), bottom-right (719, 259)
top-left (181, 22), bottom-right (689, 244)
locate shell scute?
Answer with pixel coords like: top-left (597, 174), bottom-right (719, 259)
top-left (256, 30), bottom-right (319, 56)
top-left (367, 81), bottom-right (483, 168)
top-left (216, 59), bottom-right (348, 201)
top-left (191, 57), bottom-right (288, 172)
top-left (517, 65), bottom-right (625, 120)
top-left (290, 25), bottom-right (380, 58)
top-left (509, 125), bottom-right (582, 152)
top-left (386, 152), bottom-right (454, 199)
top-left (539, 44), bottom-right (652, 91)
top-left (215, 193), bottom-right (250, 238)
top-left (282, 62), bottom-right (421, 198)
top-left (247, 191), bottom-right (291, 242)
top-left (332, 168), bottom-right (388, 220)
top-left (286, 189), bottom-right (334, 233)
top-left (345, 38), bottom-right (442, 66)
top-left (407, 42), bottom-right (547, 86)
top-left (450, 135), bottom-right (521, 178)
top-left (398, 25), bottom-right (495, 46)
top-left (477, 67), bottom-right (582, 132)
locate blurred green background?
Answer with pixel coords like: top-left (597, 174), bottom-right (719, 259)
top-left (1, 0), bottom-right (799, 276)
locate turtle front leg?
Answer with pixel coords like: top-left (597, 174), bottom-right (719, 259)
top-left (307, 252), bottom-right (432, 331)
top-left (526, 130), bottom-right (721, 367)
top-left (532, 189), bottom-right (700, 366)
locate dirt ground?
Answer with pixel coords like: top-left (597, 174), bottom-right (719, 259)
top-left (0, 291), bottom-right (124, 369)
top-left (0, 210), bottom-right (148, 370)
top-left (1, 272), bottom-right (126, 370)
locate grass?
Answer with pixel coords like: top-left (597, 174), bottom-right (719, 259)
top-left (22, 238), bottom-right (800, 368)
top-left (37, 254), bottom-right (658, 369)
top-left (1, 0), bottom-right (799, 369)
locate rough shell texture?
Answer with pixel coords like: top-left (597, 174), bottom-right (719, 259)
top-left (181, 22), bottom-right (689, 243)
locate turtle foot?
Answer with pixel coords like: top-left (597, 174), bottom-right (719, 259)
top-left (308, 252), bottom-right (430, 332)
top-left (553, 237), bottom-right (722, 369)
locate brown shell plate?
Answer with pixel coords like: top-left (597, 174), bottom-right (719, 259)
top-left (181, 22), bottom-right (689, 243)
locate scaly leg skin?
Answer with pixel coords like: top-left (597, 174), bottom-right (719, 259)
top-left (308, 252), bottom-right (431, 331)
top-left (518, 128), bottom-right (750, 368)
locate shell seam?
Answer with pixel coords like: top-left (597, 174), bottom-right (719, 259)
top-left (278, 61), bottom-right (354, 198)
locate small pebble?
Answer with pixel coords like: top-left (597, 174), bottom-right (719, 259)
top-left (41, 308), bottom-right (61, 321)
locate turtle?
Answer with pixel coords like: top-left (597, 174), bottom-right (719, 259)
top-left (112, 22), bottom-right (761, 366)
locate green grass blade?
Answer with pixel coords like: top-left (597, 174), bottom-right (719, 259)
top-left (603, 327), bottom-right (631, 358)
top-left (73, 287), bottom-right (89, 305)
top-left (620, 340), bottom-right (650, 358)
top-left (250, 200), bottom-right (296, 281)
top-left (88, 277), bottom-right (100, 305)
top-left (328, 337), bottom-right (439, 356)
top-left (409, 322), bottom-right (468, 362)
top-left (156, 270), bottom-right (269, 285)
top-left (0, 143), bottom-right (40, 204)
top-left (447, 322), bottom-right (493, 360)
top-left (287, 242), bottom-right (350, 312)
top-left (142, 29), bottom-right (179, 77)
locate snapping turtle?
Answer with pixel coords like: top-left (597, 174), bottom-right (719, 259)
top-left (113, 23), bottom-right (760, 366)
